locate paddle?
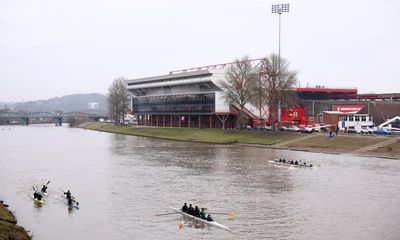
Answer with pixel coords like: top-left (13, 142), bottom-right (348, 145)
top-left (155, 212), bottom-right (180, 216)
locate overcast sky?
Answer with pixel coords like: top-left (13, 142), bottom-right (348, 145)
top-left (1, 0), bottom-right (399, 102)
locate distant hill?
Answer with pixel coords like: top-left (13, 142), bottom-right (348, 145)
top-left (2, 93), bottom-right (108, 113)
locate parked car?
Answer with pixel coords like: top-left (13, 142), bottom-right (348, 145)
top-left (374, 128), bottom-right (391, 135)
top-left (300, 127), bottom-right (313, 133)
top-left (278, 126), bottom-right (288, 132)
top-left (254, 125), bottom-right (272, 131)
top-left (288, 125), bottom-right (301, 132)
top-left (312, 126), bottom-right (322, 132)
top-left (360, 127), bottom-right (374, 134)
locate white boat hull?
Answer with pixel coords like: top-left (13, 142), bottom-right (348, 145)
top-left (169, 207), bottom-right (232, 232)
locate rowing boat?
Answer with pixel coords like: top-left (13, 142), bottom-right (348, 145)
top-left (269, 159), bottom-right (313, 168)
top-left (169, 207), bottom-right (232, 232)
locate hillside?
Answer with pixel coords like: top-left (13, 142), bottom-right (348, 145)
top-left (1, 93), bottom-right (108, 113)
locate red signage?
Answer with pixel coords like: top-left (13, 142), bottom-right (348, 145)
top-left (332, 105), bottom-right (363, 113)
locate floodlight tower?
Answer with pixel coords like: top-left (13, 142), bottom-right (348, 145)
top-left (272, 4), bottom-right (289, 127)
top-left (271, 3), bottom-right (290, 71)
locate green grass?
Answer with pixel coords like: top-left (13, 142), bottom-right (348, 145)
top-left (79, 122), bottom-right (302, 145)
top-left (289, 135), bottom-right (386, 151)
top-left (0, 202), bottom-right (31, 240)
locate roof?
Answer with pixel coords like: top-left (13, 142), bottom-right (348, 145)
top-left (126, 70), bottom-right (213, 86)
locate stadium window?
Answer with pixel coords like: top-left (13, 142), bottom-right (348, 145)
top-left (349, 116), bottom-right (354, 121)
top-left (355, 116), bottom-right (360, 121)
top-left (361, 116), bottom-right (366, 121)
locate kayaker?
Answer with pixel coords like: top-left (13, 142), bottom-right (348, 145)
top-left (194, 206), bottom-right (200, 217)
top-left (36, 192), bottom-right (43, 201)
top-left (182, 203), bottom-right (188, 212)
top-left (64, 190), bottom-right (72, 200)
top-left (199, 208), bottom-right (206, 219)
top-left (187, 204), bottom-right (194, 215)
top-left (206, 214), bottom-right (213, 222)
top-left (41, 184), bottom-right (48, 193)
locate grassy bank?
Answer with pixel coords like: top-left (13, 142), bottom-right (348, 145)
top-left (0, 201), bottom-right (31, 240)
top-left (287, 134), bottom-right (387, 151)
top-left (79, 122), bottom-right (303, 145)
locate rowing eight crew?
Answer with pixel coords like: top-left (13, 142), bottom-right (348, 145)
top-left (182, 203), bottom-right (214, 222)
top-left (277, 158), bottom-right (313, 167)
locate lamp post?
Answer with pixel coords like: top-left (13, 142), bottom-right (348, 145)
top-left (272, 3), bottom-right (289, 127)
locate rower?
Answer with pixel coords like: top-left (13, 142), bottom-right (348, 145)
top-left (33, 191), bottom-right (38, 199)
top-left (309, 164), bottom-right (313, 167)
top-left (182, 203), bottom-right (188, 212)
top-left (295, 160), bottom-right (298, 165)
top-left (279, 159), bottom-right (282, 162)
top-left (206, 214), bottom-right (214, 222)
top-left (199, 208), bottom-right (206, 219)
top-left (41, 184), bottom-right (48, 193)
top-left (282, 159), bottom-right (286, 163)
top-left (194, 206), bottom-right (200, 217)
top-left (187, 204), bottom-right (194, 215)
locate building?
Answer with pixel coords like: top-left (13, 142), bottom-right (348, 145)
top-left (126, 59), bottom-right (400, 129)
top-left (126, 69), bottom-right (261, 129)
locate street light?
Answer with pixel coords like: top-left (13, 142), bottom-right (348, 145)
top-left (272, 4), bottom-right (290, 127)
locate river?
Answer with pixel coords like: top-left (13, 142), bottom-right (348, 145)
top-left (0, 124), bottom-right (399, 240)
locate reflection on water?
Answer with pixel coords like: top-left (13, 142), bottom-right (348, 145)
top-left (0, 125), bottom-right (399, 240)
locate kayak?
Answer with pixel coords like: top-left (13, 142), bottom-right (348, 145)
top-left (31, 195), bottom-right (45, 204)
top-left (169, 207), bottom-right (232, 232)
top-left (64, 201), bottom-right (79, 209)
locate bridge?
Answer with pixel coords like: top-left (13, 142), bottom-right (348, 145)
top-left (0, 112), bottom-right (109, 126)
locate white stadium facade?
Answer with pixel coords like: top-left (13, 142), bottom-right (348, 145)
top-left (126, 66), bottom-right (262, 129)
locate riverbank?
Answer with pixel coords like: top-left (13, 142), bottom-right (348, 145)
top-left (0, 201), bottom-right (31, 240)
top-left (79, 122), bottom-right (400, 159)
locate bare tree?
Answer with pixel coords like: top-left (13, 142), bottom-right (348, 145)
top-left (258, 54), bottom-right (297, 130)
top-left (220, 56), bottom-right (257, 128)
top-left (107, 77), bottom-right (131, 125)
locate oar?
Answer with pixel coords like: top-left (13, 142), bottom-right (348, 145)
top-left (46, 180), bottom-right (51, 186)
top-left (208, 212), bottom-right (236, 217)
top-left (155, 212), bottom-right (180, 216)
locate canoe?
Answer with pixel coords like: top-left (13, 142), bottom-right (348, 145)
top-left (169, 207), bottom-right (232, 232)
top-left (31, 195), bottom-right (45, 204)
top-left (269, 160), bottom-right (313, 168)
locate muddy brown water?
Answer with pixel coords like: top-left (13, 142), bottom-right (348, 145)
top-left (0, 125), bottom-right (399, 240)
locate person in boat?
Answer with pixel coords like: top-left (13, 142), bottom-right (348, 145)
top-left (303, 162), bottom-right (307, 166)
top-left (309, 164), bottom-right (313, 167)
top-left (187, 204), bottom-right (194, 215)
top-left (41, 184), bottom-right (48, 193)
top-left (33, 190), bottom-right (38, 199)
top-left (289, 160), bottom-right (294, 165)
top-left (206, 214), bottom-right (213, 222)
top-left (278, 159), bottom-right (282, 162)
top-left (199, 208), bottom-right (207, 219)
top-left (282, 159), bottom-right (286, 163)
top-left (194, 206), bottom-right (200, 217)
top-left (295, 160), bottom-right (298, 165)
top-left (64, 190), bottom-right (72, 200)
top-left (182, 203), bottom-right (188, 212)
top-left (36, 192), bottom-right (43, 201)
